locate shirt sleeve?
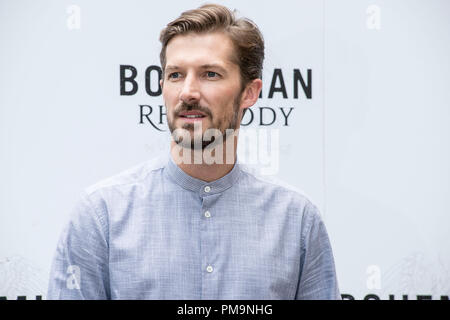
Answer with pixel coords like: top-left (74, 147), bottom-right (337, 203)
top-left (47, 192), bottom-right (110, 299)
top-left (295, 201), bottom-right (341, 300)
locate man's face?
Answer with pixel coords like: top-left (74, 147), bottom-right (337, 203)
top-left (161, 32), bottom-right (244, 149)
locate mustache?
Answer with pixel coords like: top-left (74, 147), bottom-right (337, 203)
top-left (174, 102), bottom-right (213, 118)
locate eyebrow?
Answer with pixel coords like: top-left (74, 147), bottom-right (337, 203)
top-left (165, 64), bottom-right (228, 74)
top-left (165, 65), bottom-right (180, 72)
top-left (199, 64), bottom-right (227, 74)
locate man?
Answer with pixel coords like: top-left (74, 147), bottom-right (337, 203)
top-left (47, 4), bottom-right (340, 299)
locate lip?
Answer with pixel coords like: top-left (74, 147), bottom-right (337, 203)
top-left (179, 111), bottom-right (207, 117)
top-left (178, 111), bottom-right (208, 122)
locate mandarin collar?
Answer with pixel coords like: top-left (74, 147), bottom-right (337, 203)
top-left (164, 152), bottom-right (241, 196)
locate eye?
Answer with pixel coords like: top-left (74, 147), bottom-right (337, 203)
top-left (206, 71), bottom-right (220, 78)
top-left (168, 72), bottom-right (181, 79)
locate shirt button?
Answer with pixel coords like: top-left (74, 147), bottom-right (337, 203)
top-left (204, 211), bottom-right (211, 218)
top-left (206, 265), bottom-right (213, 273)
top-left (204, 186), bottom-right (211, 193)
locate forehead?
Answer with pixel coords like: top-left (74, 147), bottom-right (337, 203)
top-left (165, 32), bottom-right (238, 70)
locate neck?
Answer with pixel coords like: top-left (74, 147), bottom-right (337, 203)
top-left (170, 135), bottom-right (238, 182)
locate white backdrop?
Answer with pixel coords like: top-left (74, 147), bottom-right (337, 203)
top-left (1, 0), bottom-right (449, 299)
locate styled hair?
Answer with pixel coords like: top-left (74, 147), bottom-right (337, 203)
top-left (159, 3), bottom-right (264, 88)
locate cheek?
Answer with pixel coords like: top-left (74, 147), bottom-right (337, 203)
top-left (162, 89), bottom-right (175, 105)
top-left (206, 85), bottom-right (240, 111)
top-left (162, 88), bottom-right (179, 113)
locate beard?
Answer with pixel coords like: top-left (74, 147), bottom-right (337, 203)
top-left (167, 93), bottom-right (242, 150)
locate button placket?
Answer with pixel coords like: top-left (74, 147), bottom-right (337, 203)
top-left (200, 193), bottom-right (220, 298)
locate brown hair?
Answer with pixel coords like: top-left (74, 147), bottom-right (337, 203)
top-left (159, 4), bottom-right (264, 89)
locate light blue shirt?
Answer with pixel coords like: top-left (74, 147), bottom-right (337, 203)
top-left (47, 153), bottom-right (340, 299)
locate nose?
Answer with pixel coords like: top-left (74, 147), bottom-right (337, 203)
top-left (179, 74), bottom-right (201, 104)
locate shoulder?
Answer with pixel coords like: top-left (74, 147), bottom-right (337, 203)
top-left (61, 155), bottom-right (168, 246)
top-left (76, 155), bottom-right (168, 216)
top-left (238, 163), bottom-right (319, 209)
top-left (84, 155), bottom-right (167, 196)
top-left (238, 164), bottom-right (325, 243)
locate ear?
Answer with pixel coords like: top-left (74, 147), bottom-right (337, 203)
top-left (160, 79), bottom-right (164, 90)
top-left (240, 78), bottom-right (262, 110)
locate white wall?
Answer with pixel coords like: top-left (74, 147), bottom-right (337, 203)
top-left (0, 0), bottom-right (449, 299)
